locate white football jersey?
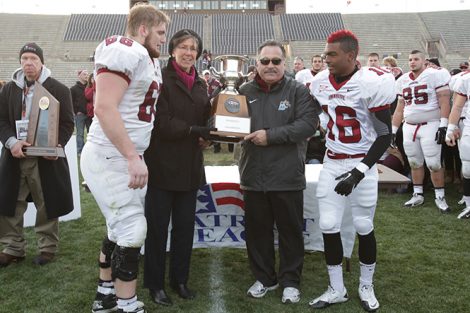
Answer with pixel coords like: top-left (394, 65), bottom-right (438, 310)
top-left (450, 71), bottom-right (469, 119)
top-left (396, 67), bottom-right (450, 123)
top-left (452, 70), bottom-right (470, 126)
top-left (310, 66), bottom-right (396, 155)
top-left (87, 35), bottom-right (162, 154)
top-left (295, 68), bottom-right (317, 85)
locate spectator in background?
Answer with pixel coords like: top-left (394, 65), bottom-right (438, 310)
top-left (367, 52), bottom-right (380, 67)
top-left (459, 61), bottom-right (468, 71)
top-left (247, 65), bottom-right (257, 81)
top-left (286, 56), bottom-right (305, 79)
top-left (201, 49), bottom-right (209, 69)
top-left (144, 29), bottom-right (213, 306)
top-left (202, 69), bottom-right (222, 99)
top-left (84, 73), bottom-right (95, 131)
top-left (0, 80), bottom-right (6, 91)
top-left (0, 42), bottom-right (74, 267)
top-left (70, 69), bottom-right (89, 155)
top-left (296, 54), bottom-right (324, 85)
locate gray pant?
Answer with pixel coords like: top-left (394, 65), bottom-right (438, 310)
top-left (0, 158), bottom-right (58, 257)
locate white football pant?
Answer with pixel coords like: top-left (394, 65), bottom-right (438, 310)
top-left (403, 120), bottom-right (442, 171)
top-left (81, 142), bottom-right (147, 248)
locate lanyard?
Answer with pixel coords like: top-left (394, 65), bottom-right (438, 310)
top-left (22, 85), bottom-right (30, 119)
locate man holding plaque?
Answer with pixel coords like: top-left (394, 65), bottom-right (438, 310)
top-left (80, 3), bottom-right (169, 313)
top-left (239, 40), bottom-right (320, 304)
top-left (0, 43), bottom-right (74, 267)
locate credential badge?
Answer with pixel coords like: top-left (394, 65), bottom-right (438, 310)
top-left (39, 96), bottom-right (50, 110)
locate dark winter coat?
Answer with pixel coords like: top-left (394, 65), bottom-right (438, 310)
top-left (144, 60), bottom-right (211, 191)
top-left (0, 70), bottom-right (74, 218)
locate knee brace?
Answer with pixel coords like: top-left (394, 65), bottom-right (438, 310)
top-left (353, 218), bottom-right (374, 236)
top-left (99, 237), bottom-right (116, 269)
top-left (111, 246), bottom-right (140, 282)
top-left (358, 231), bottom-right (376, 264)
top-left (322, 232), bottom-right (343, 266)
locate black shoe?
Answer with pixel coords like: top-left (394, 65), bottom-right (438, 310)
top-left (171, 284), bottom-right (195, 299)
top-left (32, 252), bottom-right (55, 265)
top-left (149, 289), bottom-right (172, 306)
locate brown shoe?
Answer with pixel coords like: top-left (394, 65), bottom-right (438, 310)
top-left (32, 252), bottom-right (55, 265)
top-left (0, 252), bottom-right (25, 267)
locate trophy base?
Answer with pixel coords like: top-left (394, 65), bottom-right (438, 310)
top-left (209, 131), bottom-right (248, 143)
top-left (24, 146), bottom-right (66, 158)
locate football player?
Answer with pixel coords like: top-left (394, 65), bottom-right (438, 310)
top-left (367, 52), bottom-right (380, 68)
top-left (392, 50), bottom-right (451, 212)
top-left (309, 30), bottom-right (395, 312)
top-left (80, 4), bottom-right (169, 313)
top-left (295, 54), bottom-right (324, 85)
top-left (446, 71), bottom-right (470, 219)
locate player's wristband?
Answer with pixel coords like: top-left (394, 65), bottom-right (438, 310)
top-left (355, 162), bottom-right (369, 174)
top-left (439, 117), bottom-right (448, 127)
top-left (392, 125), bottom-right (398, 134)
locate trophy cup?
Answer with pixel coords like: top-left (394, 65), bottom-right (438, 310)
top-left (24, 83), bottom-right (65, 157)
top-left (208, 55), bottom-right (251, 142)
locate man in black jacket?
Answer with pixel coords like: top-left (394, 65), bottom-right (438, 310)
top-left (70, 69), bottom-right (89, 154)
top-left (239, 40), bottom-right (319, 304)
top-left (0, 43), bottom-right (74, 267)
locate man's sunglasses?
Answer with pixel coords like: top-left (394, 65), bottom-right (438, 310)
top-left (259, 57), bottom-right (283, 65)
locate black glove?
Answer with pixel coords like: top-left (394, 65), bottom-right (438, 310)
top-left (334, 168), bottom-right (365, 196)
top-left (435, 127), bottom-right (447, 145)
top-left (189, 126), bottom-right (217, 140)
top-left (390, 133), bottom-right (397, 149)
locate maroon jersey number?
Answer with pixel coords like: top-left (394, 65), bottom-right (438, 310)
top-left (138, 81), bottom-right (158, 122)
top-left (403, 84), bottom-right (428, 106)
top-left (323, 105), bottom-right (362, 143)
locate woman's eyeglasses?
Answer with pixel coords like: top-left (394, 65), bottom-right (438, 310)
top-left (259, 57), bottom-right (283, 65)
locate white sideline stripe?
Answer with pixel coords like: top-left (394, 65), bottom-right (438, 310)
top-left (208, 249), bottom-right (226, 313)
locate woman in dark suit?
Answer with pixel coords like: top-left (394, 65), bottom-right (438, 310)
top-left (143, 29), bottom-right (213, 306)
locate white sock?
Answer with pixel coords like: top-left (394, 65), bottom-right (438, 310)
top-left (413, 185), bottom-right (423, 194)
top-left (359, 262), bottom-right (376, 287)
top-left (117, 295), bottom-right (138, 311)
top-left (435, 188), bottom-right (445, 199)
top-left (464, 196), bottom-right (470, 208)
top-left (327, 264), bottom-right (344, 292)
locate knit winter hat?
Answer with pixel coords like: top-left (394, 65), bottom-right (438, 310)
top-left (19, 43), bottom-right (44, 64)
top-left (168, 29), bottom-right (203, 60)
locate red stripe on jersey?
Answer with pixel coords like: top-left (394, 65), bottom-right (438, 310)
top-left (96, 68), bottom-right (131, 85)
top-left (369, 104), bottom-right (390, 112)
top-left (435, 84), bottom-right (449, 92)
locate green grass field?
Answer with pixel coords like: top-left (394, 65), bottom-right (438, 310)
top-left (1, 146), bottom-right (469, 313)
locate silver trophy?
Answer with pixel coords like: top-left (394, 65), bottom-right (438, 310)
top-left (208, 55), bottom-right (251, 142)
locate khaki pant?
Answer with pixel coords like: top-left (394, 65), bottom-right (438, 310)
top-left (0, 158), bottom-right (58, 257)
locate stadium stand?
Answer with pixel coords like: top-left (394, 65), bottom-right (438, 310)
top-left (280, 13), bottom-right (343, 41)
top-left (211, 14), bottom-right (274, 55)
top-left (1, 11), bottom-right (469, 86)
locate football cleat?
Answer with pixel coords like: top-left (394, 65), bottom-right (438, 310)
top-left (116, 301), bottom-right (145, 313)
top-left (92, 294), bottom-right (117, 313)
top-left (404, 193), bottom-right (424, 207)
top-left (281, 287), bottom-right (300, 304)
top-left (457, 207), bottom-right (470, 219)
top-left (359, 284), bottom-right (379, 312)
top-left (435, 197), bottom-right (450, 214)
top-left (247, 281), bottom-right (279, 298)
top-left (308, 285), bottom-right (348, 309)
top-left (458, 196), bottom-right (465, 206)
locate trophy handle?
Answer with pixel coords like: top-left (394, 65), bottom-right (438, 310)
top-left (209, 66), bottom-right (222, 79)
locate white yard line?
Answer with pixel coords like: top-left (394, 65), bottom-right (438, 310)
top-left (208, 249), bottom-right (227, 313)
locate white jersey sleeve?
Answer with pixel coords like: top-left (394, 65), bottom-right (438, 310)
top-left (87, 35), bottom-right (161, 154)
top-left (295, 68), bottom-right (314, 85)
top-left (430, 68), bottom-right (451, 92)
top-left (362, 67), bottom-right (396, 111)
top-left (94, 36), bottom-right (143, 81)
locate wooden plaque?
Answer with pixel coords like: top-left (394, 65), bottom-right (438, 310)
top-left (209, 93), bottom-right (251, 143)
top-left (24, 83), bottom-right (65, 157)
